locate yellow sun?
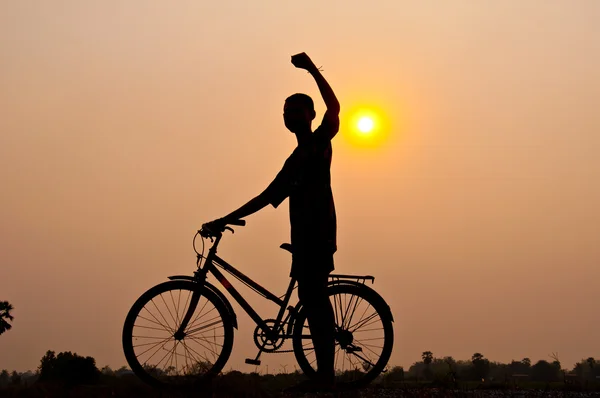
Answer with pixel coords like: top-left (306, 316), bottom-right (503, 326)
top-left (344, 104), bottom-right (392, 149)
top-left (357, 116), bottom-right (374, 134)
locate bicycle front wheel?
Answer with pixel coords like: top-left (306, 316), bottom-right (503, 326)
top-left (122, 280), bottom-right (234, 389)
top-left (292, 283), bottom-right (394, 389)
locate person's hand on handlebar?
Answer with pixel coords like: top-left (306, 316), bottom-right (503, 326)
top-left (201, 218), bottom-right (226, 236)
top-left (201, 218), bottom-right (246, 237)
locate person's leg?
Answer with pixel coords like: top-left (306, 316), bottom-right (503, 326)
top-left (297, 271), bottom-right (336, 386)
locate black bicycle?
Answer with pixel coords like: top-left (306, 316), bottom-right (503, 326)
top-left (122, 220), bottom-right (394, 390)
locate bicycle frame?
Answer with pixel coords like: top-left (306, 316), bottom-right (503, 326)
top-left (173, 232), bottom-right (298, 341)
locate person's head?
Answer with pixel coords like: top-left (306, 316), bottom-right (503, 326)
top-left (283, 93), bottom-right (316, 133)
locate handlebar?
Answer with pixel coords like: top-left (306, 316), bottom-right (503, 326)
top-left (199, 219), bottom-right (246, 238)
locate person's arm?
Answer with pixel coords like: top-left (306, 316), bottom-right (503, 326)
top-left (220, 193), bottom-right (270, 224)
top-left (292, 53), bottom-right (340, 141)
top-left (207, 165), bottom-right (291, 227)
top-left (291, 52), bottom-right (340, 114)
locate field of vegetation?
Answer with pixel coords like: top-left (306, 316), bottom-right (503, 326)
top-left (2, 350), bottom-right (600, 398)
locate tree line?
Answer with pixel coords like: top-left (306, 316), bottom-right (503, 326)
top-left (402, 351), bottom-right (600, 384)
top-left (1, 350), bottom-right (599, 388)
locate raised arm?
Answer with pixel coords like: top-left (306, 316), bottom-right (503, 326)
top-left (291, 53), bottom-right (340, 115)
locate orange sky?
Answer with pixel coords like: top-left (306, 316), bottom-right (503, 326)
top-left (1, 1), bottom-right (599, 373)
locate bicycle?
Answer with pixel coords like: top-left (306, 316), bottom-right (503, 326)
top-left (122, 220), bottom-right (394, 390)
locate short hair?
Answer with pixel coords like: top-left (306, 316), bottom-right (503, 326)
top-left (285, 93), bottom-right (314, 112)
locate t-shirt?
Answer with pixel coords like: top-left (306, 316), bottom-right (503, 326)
top-left (264, 111), bottom-right (339, 257)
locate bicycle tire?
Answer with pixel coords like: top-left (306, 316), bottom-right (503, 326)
top-left (122, 280), bottom-right (234, 389)
top-left (292, 283), bottom-right (394, 389)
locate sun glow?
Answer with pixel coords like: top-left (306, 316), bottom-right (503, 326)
top-left (345, 105), bottom-right (391, 149)
top-left (357, 116), bottom-right (374, 134)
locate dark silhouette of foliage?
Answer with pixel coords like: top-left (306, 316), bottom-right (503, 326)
top-left (471, 352), bottom-right (490, 380)
top-left (421, 351), bottom-right (434, 380)
top-left (10, 371), bottom-right (20, 386)
top-left (531, 360), bottom-right (561, 382)
top-left (0, 301), bottom-right (14, 335)
top-left (422, 351), bottom-right (433, 366)
top-left (37, 350), bottom-right (100, 385)
top-left (384, 366), bottom-right (404, 383)
top-left (0, 370), bottom-right (9, 387)
top-left (587, 357), bottom-right (596, 370)
top-left (573, 358), bottom-right (600, 380)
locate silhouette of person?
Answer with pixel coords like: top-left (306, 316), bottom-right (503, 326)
top-left (204, 52), bottom-right (339, 390)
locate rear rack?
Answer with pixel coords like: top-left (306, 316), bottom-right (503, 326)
top-left (278, 273), bottom-right (376, 300)
top-left (329, 274), bottom-right (375, 284)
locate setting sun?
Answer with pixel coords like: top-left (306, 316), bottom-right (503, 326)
top-left (357, 116), bottom-right (375, 134)
top-left (344, 105), bottom-right (391, 149)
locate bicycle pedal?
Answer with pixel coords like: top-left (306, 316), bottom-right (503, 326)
top-left (245, 359), bottom-right (261, 365)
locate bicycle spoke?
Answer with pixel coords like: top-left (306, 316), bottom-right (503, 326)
top-left (186, 319), bottom-right (222, 335)
top-left (352, 302), bottom-right (371, 329)
top-left (188, 313), bottom-right (222, 330)
top-left (355, 337), bottom-right (384, 342)
top-left (165, 290), bottom-right (178, 326)
top-left (351, 317), bottom-right (381, 333)
top-left (347, 349), bottom-right (376, 369)
top-left (332, 293), bottom-right (340, 326)
top-left (185, 335), bottom-right (221, 357)
top-left (344, 295), bottom-right (364, 330)
top-left (335, 293), bottom-right (344, 327)
top-left (139, 309), bottom-right (172, 332)
top-left (187, 334), bottom-right (224, 349)
top-left (174, 290), bottom-right (182, 325)
top-left (164, 341), bottom-right (178, 374)
top-left (353, 327), bottom-right (384, 333)
top-left (184, 340), bottom-right (213, 365)
top-left (174, 340), bottom-right (179, 375)
top-left (341, 293), bottom-right (355, 329)
top-left (160, 292), bottom-right (177, 327)
top-left (342, 293), bottom-right (348, 328)
top-left (134, 324), bottom-right (172, 333)
top-left (353, 338), bottom-right (382, 357)
top-left (150, 299), bottom-right (175, 333)
top-left (181, 340), bottom-right (203, 369)
top-left (348, 311), bottom-right (379, 332)
top-left (154, 341), bottom-right (177, 371)
top-left (346, 351), bottom-right (359, 371)
top-left (187, 325), bottom-right (223, 338)
top-left (133, 335), bottom-right (173, 341)
top-left (141, 337), bottom-right (173, 365)
top-left (186, 302), bottom-right (216, 330)
top-left (133, 338), bottom-right (172, 349)
top-left (186, 298), bottom-right (210, 327)
top-left (356, 341), bottom-right (384, 351)
top-left (334, 345), bottom-right (341, 369)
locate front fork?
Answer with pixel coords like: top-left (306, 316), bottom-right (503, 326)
top-left (173, 255), bottom-right (211, 340)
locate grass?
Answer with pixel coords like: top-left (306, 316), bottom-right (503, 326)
top-left (1, 372), bottom-right (600, 398)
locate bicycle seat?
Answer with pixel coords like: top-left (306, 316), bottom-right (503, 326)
top-left (280, 243), bottom-right (293, 254)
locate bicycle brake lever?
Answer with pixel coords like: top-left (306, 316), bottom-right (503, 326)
top-left (224, 226), bottom-right (234, 234)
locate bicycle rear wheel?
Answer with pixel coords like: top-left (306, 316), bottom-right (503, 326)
top-left (292, 283), bottom-right (394, 389)
top-left (122, 280), bottom-right (234, 389)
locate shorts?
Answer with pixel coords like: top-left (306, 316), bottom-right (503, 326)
top-left (290, 250), bottom-right (335, 281)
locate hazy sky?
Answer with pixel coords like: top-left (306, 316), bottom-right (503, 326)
top-left (1, 1), bottom-right (599, 373)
